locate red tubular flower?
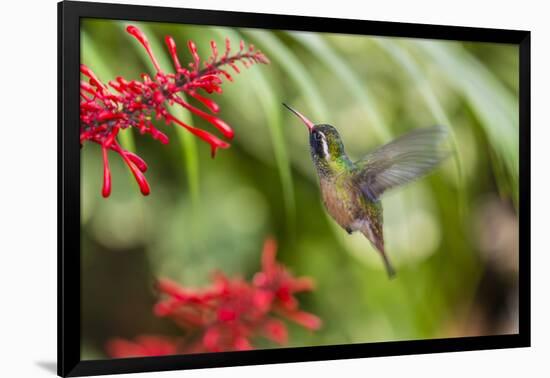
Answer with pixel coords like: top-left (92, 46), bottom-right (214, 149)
top-left (101, 146), bottom-right (111, 197)
top-left (151, 238), bottom-right (321, 353)
top-left (80, 25), bottom-right (269, 197)
top-left (126, 25), bottom-right (163, 73)
top-left (106, 335), bottom-right (180, 358)
top-left (252, 238), bottom-right (321, 330)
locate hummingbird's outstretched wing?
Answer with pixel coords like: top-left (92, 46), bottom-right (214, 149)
top-left (354, 126), bottom-right (449, 200)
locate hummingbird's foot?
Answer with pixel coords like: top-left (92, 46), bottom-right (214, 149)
top-left (345, 227), bottom-right (353, 235)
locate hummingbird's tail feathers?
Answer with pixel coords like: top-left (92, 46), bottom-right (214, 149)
top-left (359, 222), bottom-right (396, 278)
top-left (371, 236), bottom-right (396, 278)
top-left (354, 126), bottom-right (450, 200)
top-left (381, 252), bottom-right (396, 279)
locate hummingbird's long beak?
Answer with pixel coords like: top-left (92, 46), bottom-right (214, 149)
top-left (282, 103), bottom-right (314, 132)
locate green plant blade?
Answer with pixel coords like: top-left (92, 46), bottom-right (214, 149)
top-left (413, 41), bottom-right (519, 206)
top-left (289, 32), bottom-right (392, 142)
top-left (374, 39), bottom-right (467, 217)
top-left (242, 30), bottom-right (330, 120)
top-left (213, 28), bottom-right (296, 236)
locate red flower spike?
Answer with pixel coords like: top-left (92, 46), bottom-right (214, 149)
top-left (81, 25), bottom-right (269, 197)
top-left (149, 238), bottom-right (321, 354)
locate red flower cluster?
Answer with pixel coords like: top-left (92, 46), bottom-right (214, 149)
top-left (106, 238), bottom-right (321, 357)
top-left (106, 335), bottom-right (180, 358)
top-left (80, 25), bottom-right (269, 197)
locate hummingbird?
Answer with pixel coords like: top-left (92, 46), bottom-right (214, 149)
top-left (283, 103), bottom-right (448, 278)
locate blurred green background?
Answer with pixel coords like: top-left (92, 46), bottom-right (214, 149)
top-left (80, 19), bottom-right (519, 359)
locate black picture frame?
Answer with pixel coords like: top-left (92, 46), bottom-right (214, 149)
top-left (58, 1), bottom-right (531, 376)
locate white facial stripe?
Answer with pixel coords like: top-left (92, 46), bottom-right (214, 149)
top-left (319, 133), bottom-right (330, 158)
